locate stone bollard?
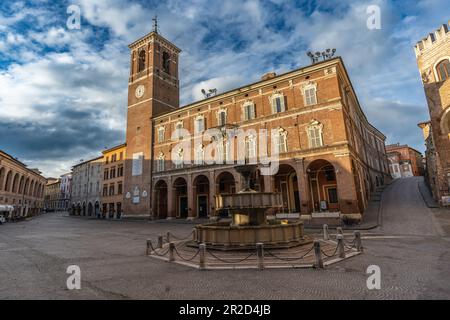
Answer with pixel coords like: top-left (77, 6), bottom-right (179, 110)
top-left (323, 224), bottom-right (329, 240)
top-left (336, 234), bottom-right (345, 258)
top-left (336, 227), bottom-right (343, 238)
top-left (256, 242), bottom-right (264, 270)
top-left (157, 236), bottom-right (163, 249)
top-left (146, 239), bottom-right (152, 256)
top-left (354, 231), bottom-right (363, 252)
top-left (313, 241), bottom-right (323, 269)
top-left (166, 231), bottom-right (171, 243)
top-left (199, 243), bottom-right (206, 270)
top-left (169, 242), bottom-right (175, 262)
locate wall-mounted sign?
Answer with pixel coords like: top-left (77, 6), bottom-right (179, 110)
top-left (132, 152), bottom-right (144, 176)
top-left (133, 196), bottom-right (140, 204)
top-left (142, 190), bottom-right (148, 198)
top-left (125, 192), bottom-right (131, 199)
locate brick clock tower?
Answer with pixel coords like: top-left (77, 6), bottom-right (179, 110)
top-left (123, 26), bottom-right (181, 219)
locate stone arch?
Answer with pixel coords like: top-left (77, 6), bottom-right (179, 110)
top-left (23, 178), bottom-right (30, 195)
top-left (439, 107), bottom-right (450, 135)
top-left (215, 171), bottom-right (236, 195)
top-left (153, 179), bottom-right (168, 219)
top-left (88, 202), bottom-right (94, 216)
top-left (193, 174), bottom-right (210, 218)
top-left (307, 159), bottom-right (339, 212)
top-left (18, 176), bottom-right (25, 194)
top-left (12, 173), bottom-right (19, 193)
top-left (4, 170), bottom-right (12, 192)
top-left (0, 167), bottom-right (5, 191)
top-left (274, 164), bottom-right (300, 213)
top-left (138, 49), bottom-right (146, 72)
top-left (29, 180), bottom-right (35, 196)
top-left (173, 177), bottom-right (188, 218)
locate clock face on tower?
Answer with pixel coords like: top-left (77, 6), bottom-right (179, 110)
top-left (135, 85), bottom-right (145, 98)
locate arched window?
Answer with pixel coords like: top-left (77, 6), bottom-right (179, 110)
top-left (194, 115), bottom-right (205, 134)
top-left (157, 126), bottom-right (165, 143)
top-left (217, 109), bottom-right (227, 126)
top-left (271, 93), bottom-right (286, 114)
top-left (138, 50), bottom-right (146, 73)
top-left (436, 59), bottom-right (450, 81)
top-left (162, 51), bottom-right (170, 74)
top-left (174, 121), bottom-right (183, 139)
top-left (242, 101), bottom-right (256, 121)
top-left (195, 144), bottom-right (204, 165)
top-left (273, 128), bottom-right (287, 153)
top-left (175, 148), bottom-right (184, 169)
top-left (157, 153), bottom-right (165, 172)
top-left (302, 82), bottom-right (317, 106)
top-left (245, 135), bottom-right (257, 163)
top-left (307, 120), bottom-right (324, 148)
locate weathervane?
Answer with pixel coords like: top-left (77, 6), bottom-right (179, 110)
top-left (152, 15), bottom-right (158, 34)
top-left (307, 48), bottom-right (336, 64)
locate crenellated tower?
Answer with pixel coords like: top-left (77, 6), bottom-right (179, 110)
top-left (414, 21), bottom-right (450, 204)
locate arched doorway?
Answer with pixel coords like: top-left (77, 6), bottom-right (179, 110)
top-left (216, 171), bottom-right (236, 194)
top-left (274, 164), bottom-right (300, 213)
top-left (193, 175), bottom-right (209, 218)
top-left (95, 201), bottom-right (100, 218)
top-left (88, 202), bottom-right (93, 216)
top-left (307, 160), bottom-right (339, 212)
top-left (173, 177), bottom-right (188, 218)
top-left (82, 203), bottom-right (86, 216)
top-left (154, 180), bottom-right (168, 219)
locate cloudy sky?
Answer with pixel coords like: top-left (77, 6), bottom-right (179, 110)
top-left (0, 0), bottom-right (448, 177)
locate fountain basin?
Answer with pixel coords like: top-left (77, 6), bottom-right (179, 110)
top-left (192, 220), bottom-right (311, 250)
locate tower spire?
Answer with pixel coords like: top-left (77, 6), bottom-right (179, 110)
top-left (152, 15), bottom-right (158, 34)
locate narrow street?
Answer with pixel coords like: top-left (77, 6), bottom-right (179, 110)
top-left (0, 176), bottom-right (449, 299)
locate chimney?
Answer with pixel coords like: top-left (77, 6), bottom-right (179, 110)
top-left (261, 72), bottom-right (276, 81)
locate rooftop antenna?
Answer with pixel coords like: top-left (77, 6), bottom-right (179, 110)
top-left (152, 15), bottom-right (158, 34)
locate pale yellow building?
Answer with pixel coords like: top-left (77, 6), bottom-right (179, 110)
top-left (101, 144), bottom-right (126, 219)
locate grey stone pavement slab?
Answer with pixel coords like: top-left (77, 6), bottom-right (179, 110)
top-left (0, 177), bottom-right (449, 300)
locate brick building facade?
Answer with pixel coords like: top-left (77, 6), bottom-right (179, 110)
top-left (0, 150), bottom-right (46, 219)
top-left (415, 21), bottom-right (450, 205)
top-left (122, 30), bottom-right (390, 223)
top-left (386, 143), bottom-right (424, 179)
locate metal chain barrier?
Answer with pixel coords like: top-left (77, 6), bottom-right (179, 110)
top-left (265, 244), bottom-right (315, 262)
top-left (173, 246), bottom-right (200, 262)
top-left (206, 250), bottom-right (255, 264)
top-left (320, 243), bottom-right (339, 258)
top-left (148, 241), bottom-right (171, 257)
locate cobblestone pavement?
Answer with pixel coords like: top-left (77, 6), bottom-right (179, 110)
top-left (0, 176), bottom-right (449, 299)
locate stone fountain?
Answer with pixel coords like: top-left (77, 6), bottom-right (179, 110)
top-left (193, 164), bottom-right (311, 250)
